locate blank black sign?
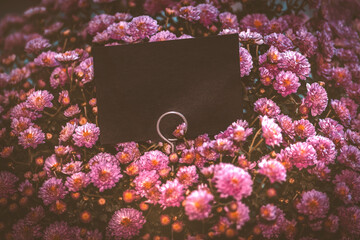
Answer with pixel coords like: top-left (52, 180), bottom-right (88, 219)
top-left (93, 34), bottom-right (243, 144)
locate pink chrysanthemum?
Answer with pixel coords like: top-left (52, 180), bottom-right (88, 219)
top-left (276, 114), bottom-right (295, 138)
top-left (338, 206), bottom-right (360, 237)
top-left (11, 116), bottom-right (33, 136)
top-left (285, 142), bottom-right (317, 169)
top-left (43, 221), bottom-right (72, 240)
top-left (259, 67), bottom-right (274, 86)
top-left (25, 37), bottom-right (51, 54)
top-left (18, 126), bottom-right (45, 149)
top-left (296, 190), bottom-right (329, 220)
top-left (176, 165), bottom-right (198, 188)
top-left (149, 30), bottom-right (177, 42)
top-left (26, 90), bottom-right (54, 111)
top-left (89, 161), bottom-right (122, 192)
top-left (273, 70), bottom-right (300, 97)
top-left (213, 163), bottom-right (253, 200)
top-left (264, 33), bottom-right (294, 52)
top-left (136, 150), bottom-right (169, 172)
top-left (261, 116), bottom-right (283, 147)
top-left (225, 202), bottom-right (250, 230)
top-left (63, 104), bottom-right (81, 117)
top-left (34, 51), bottom-right (59, 67)
top-left (107, 21), bottom-right (129, 41)
top-left (159, 179), bottom-right (184, 208)
top-left (304, 83), bottom-right (328, 116)
top-left (173, 122), bottom-right (187, 139)
top-left (134, 170), bottom-right (160, 198)
top-left (107, 208), bottom-right (146, 240)
top-left (238, 29), bottom-right (264, 45)
top-left (54, 50), bottom-right (80, 62)
top-left (332, 67), bottom-right (352, 87)
top-left (308, 162), bottom-right (331, 181)
top-left (12, 219), bottom-right (42, 239)
top-left (89, 152), bottom-right (119, 167)
top-left (258, 204), bottom-right (286, 239)
top-left (72, 123), bottom-right (100, 148)
top-left (65, 172), bottom-right (90, 192)
top-left (258, 158), bottom-right (286, 183)
top-left (39, 177), bottom-right (68, 205)
top-left (219, 12), bottom-right (238, 29)
top-left (293, 119), bottom-right (316, 139)
top-left (337, 145), bottom-right (360, 171)
top-left (179, 6), bottom-right (201, 22)
top-left (197, 3), bottom-right (219, 27)
top-left (185, 188), bottom-right (214, 221)
top-left (240, 13), bottom-right (269, 33)
top-left (306, 136), bottom-right (336, 165)
top-left (254, 97), bottom-right (281, 117)
top-left (334, 170), bottom-right (360, 204)
top-left (0, 171), bottom-right (19, 198)
top-left (324, 214), bottom-right (339, 233)
top-left (127, 15), bottom-right (158, 40)
top-left (59, 122), bottom-right (76, 142)
top-left (115, 142), bottom-right (141, 164)
top-left (44, 154), bottom-right (60, 177)
top-left (278, 50), bottom-right (311, 80)
top-left (331, 99), bottom-right (351, 126)
top-left (239, 47), bottom-right (253, 77)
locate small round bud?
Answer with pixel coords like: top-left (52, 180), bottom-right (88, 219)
top-left (160, 214), bottom-right (171, 226)
top-left (71, 192), bottom-right (80, 200)
top-left (139, 202), bottom-right (149, 211)
top-left (80, 211), bottom-right (92, 223)
top-left (267, 188), bottom-right (277, 198)
top-left (98, 197), bottom-right (106, 205)
top-left (172, 221), bottom-right (183, 233)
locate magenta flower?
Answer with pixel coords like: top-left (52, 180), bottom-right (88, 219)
top-left (0, 171), bottom-right (19, 198)
top-left (149, 30), bottom-right (177, 42)
top-left (26, 90), bottom-right (54, 111)
top-left (107, 21), bottom-right (129, 41)
top-left (116, 142), bottom-right (141, 164)
top-left (61, 161), bottom-right (81, 175)
top-left (72, 123), bottom-right (100, 148)
top-left (225, 202), bottom-right (250, 230)
top-left (331, 99), bottom-right (351, 126)
top-left (107, 208), bottom-right (146, 239)
top-left (25, 37), bottom-right (50, 54)
top-left (89, 152), bottom-right (119, 167)
top-left (304, 83), bottom-right (328, 116)
top-left (338, 206), bottom-right (360, 237)
top-left (11, 116), bottom-right (33, 136)
top-left (185, 188), bottom-right (214, 221)
top-left (89, 161), bottom-right (122, 192)
top-left (176, 166), bottom-right (198, 188)
top-left (134, 170), bottom-right (160, 197)
top-left (293, 119), bottom-right (316, 139)
top-left (276, 114), bottom-right (295, 138)
top-left (332, 67), bottom-right (352, 87)
top-left (219, 12), bottom-right (238, 29)
top-left (264, 33), bottom-right (294, 52)
top-left (43, 221), bottom-right (72, 240)
top-left (59, 122), bottom-right (76, 142)
top-left (50, 67), bottom-right (71, 89)
top-left (240, 13), bottom-right (269, 33)
top-left (63, 104), bottom-right (81, 117)
top-left (54, 50), bottom-right (80, 63)
top-left (228, 120), bottom-right (253, 142)
top-left (334, 170), bottom-right (360, 204)
top-left (337, 145), bottom-right (360, 171)
top-left (239, 47), bottom-right (253, 77)
top-left (137, 150), bottom-right (169, 172)
top-left (127, 15), bottom-right (158, 40)
top-left (159, 179), bottom-right (184, 208)
top-left (34, 51), bottom-right (59, 67)
top-left (285, 142), bottom-right (317, 169)
top-left (254, 97), bottom-right (281, 117)
top-left (39, 177), bottom-right (68, 205)
top-left (18, 126), bottom-right (45, 149)
top-left (306, 136), bottom-right (336, 165)
top-left (179, 6), bottom-right (200, 22)
top-left (87, 14), bottom-right (115, 36)
top-left (296, 190), bottom-right (329, 220)
top-left (197, 3), bottom-right (219, 27)
top-left (258, 204), bottom-right (285, 239)
top-left (261, 116), bottom-right (283, 147)
top-left (12, 219), bottom-right (42, 239)
top-left (65, 172), bottom-right (90, 192)
top-left (278, 50), bottom-right (310, 80)
top-left (214, 163), bottom-right (253, 200)
top-left (238, 29), bottom-right (264, 45)
top-left (273, 70), bottom-right (300, 97)
top-left (258, 158), bottom-right (286, 183)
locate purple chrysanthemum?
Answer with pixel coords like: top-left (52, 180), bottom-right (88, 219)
top-left (89, 161), bottom-right (122, 192)
top-left (65, 172), bottom-right (89, 192)
top-left (337, 145), bottom-right (360, 171)
top-left (127, 15), bottom-right (158, 40)
top-left (72, 123), bottom-right (100, 148)
top-left (261, 116), bottom-right (283, 147)
top-left (179, 6), bottom-right (200, 22)
top-left (293, 27), bottom-right (318, 57)
top-left (197, 3), bottom-right (219, 27)
top-left (331, 99), bottom-right (351, 126)
top-left (258, 158), bottom-right (286, 183)
top-left (225, 202), bottom-right (250, 230)
top-left (213, 163), bottom-right (253, 200)
top-left (43, 221), bottom-right (72, 240)
top-left (39, 177), bottom-right (68, 205)
top-left (89, 152), bottom-right (119, 167)
top-left (264, 33), bottom-right (294, 52)
top-left (338, 206), bottom-right (360, 237)
top-left (159, 179), bottom-right (184, 208)
top-left (50, 67), bottom-right (71, 89)
top-left (12, 219), bottom-right (42, 240)
top-left (296, 190), bottom-right (329, 220)
top-left (332, 67), bottom-right (352, 87)
top-left (276, 114), bottom-right (295, 138)
top-left (107, 21), bottom-right (129, 41)
top-left (34, 51), bottom-right (59, 67)
top-left (293, 119), bottom-right (316, 139)
top-left (239, 47), bottom-right (253, 77)
top-left (273, 70), bottom-right (300, 97)
top-left (136, 150), bottom-right (169, 172)
top-left (11, 116), bottom-right (33, 136)
top-left (115, 142), bottom-right (140, 164)
top-left (259, 67), bottom-right (274, 86)
top-left (107, 208), bottom-right (146, 240)
top-left (238, 29), bottom-right (264, 45)
top-left (25, 37), bottom-right (50, 54)
top-left (176, 165), bottom-right (198, 188)
top-left (285, 142), bottom-right (317, 169)
top-left (304, 83), bottom-right (328, 116)
top-left (254, 97), bottom-right (281, 118)
top-left (87, 14), bottom-right (115, 36)
top-left (185, 188), bottom-right (214, 221)
top-left (306, 135), bottom-right (336, 165)
top-left (240, 13), bottom-right (269, 33)
top-left (278, 50), bottom-right (310, 80)
top-left (324, 214), bottom-right (339, 233)
top-left (63, 104), bottom-right (81, 117)
top-left (18, 126), bottom-right (45, 149)
top-left (26, 90), bottom-right (54, 111)
top-left (149, 30), bottom-right (177, 42)
top-left (54, 50), bottom-right (80, 63)
top-left (258, 204), bottom-right (286, 239)
top-left (219, 12), bottom-right (238, 29)
top-left (227, 119), bottom-right (253, 142)
top-left (134, 170), bottom-right (160, 198)
top-left (0, 171), bottom-right (19, 198)
top-left (333, 170), bottom-right (360, 204)
top-left (59, 122), bottom-right (76, 142)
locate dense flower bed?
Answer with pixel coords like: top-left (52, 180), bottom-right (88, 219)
top-left (0, 0), bottom-right (360, 239)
